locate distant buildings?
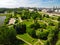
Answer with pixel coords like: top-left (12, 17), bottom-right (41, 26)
top-left (0, 7), bottom-right (60, 14)
top-left (42, 9), bottom-right (47, 12)
top-left (29, 8), bottom-right (34, 11)
top-left (54, 9), bottom-right (60, 13)
top-left (41, 8), bottom-right (60, 13)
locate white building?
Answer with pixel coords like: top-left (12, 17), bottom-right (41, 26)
top-left (9, 18), bottom-right (16, 24)
top-left (58, 10), bottom-right (60, 12)
top-left (54, 9), bottom-right (60, 13)
top-left (55, 10), bottom-right (58, 12)
top-left (29, 9), bottom-right (34, 12)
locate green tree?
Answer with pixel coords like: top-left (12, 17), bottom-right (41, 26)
top-left (26, 27), bottom-right (36, 37)
top-left (14, 23), bottom-right (26, 34)
top-left (30, 21), bottom-right (40, 30)
top-left (36, 29), bottom-right (49, 40)
top-left (56, 31), bottom-right (60, 45)
top-left (0, 25), bottom-right (16, 45)
top-left (56, 40), bottom-right (60, 45)
top-left (57, 16), bottom-right (60, 21)
top-left (40, 23), bottom-right (47, 29)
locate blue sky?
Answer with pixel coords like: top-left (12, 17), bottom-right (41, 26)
top-left (0, 0), bottom-right (60, 8)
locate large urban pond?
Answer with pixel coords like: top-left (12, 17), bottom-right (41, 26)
top-left (0, 16), bottom-right (6, 26)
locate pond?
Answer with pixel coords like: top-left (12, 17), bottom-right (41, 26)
top-left (0, 16), bottom-right (6, 26)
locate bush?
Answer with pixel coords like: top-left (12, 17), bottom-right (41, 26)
top-left (48, 21), bottom-right (55, 26)
top-left (43, 14), bottom-right (49, 18)
top-left (56, 40), bottom-right (60, 45)
top-left (26, 27), bottom-right (36, 37)
top-left (36, 29), bottom-right (49, 40)
top-left (57, 16), bottom-right (60, 21)
top-left (0, 25), bottom-right (17, 45)
top-left (39, 15), bottom-right (42, 20)
top-left (30, 22), bottom-right (40, 30)
top-left (58, 31), bottom-right (60, 39)
top-left (44, 40), bottom-right (50, 45)
top-left (14, 23), bottom-right (26, 34)
top-left (15, 19), bottom-right (19, 24)
top-left (40, 23), bottom-right (47, 29)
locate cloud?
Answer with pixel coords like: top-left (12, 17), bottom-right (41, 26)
top-left (0, 0), bottom-right (18, 8)
top-left (0, 0), bottom-right (59, 8)
top-left (0, 0), bottom-right (41, 8)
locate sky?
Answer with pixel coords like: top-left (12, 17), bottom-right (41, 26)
top-left (0, 0), bottom-right (60, 8)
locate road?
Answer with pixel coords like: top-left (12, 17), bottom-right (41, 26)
top-left (46, 13), bottom-right (60, 16)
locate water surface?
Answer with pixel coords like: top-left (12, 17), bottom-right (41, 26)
top-left (0, 16), bottom-right (6, 26)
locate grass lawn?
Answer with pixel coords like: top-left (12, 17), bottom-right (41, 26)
top-left (19, 43), bottom-right (28, 45)
top-left (41, 40), bottom-right (46, 43)
top-left (23, 43), bottom-right (28, 45)
top-left (23, 20), bottom-right (34, 27)
top-left (16, 33), bottom-right (37, 45)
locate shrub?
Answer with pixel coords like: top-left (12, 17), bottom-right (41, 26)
top-left (44, 40), bottom-right (50, 45)
top-left (26, 27), bottom-right (36, 37)
top-left (36, 29), bottom-right (49, 40)
top-left (57, 16), bottom-right (60, 21)
top-left (0, 25), bottom-right (16, 45)
top-left (40, 23), bottom-right (47, 29)
top-left (30, 22), bottom-right (40, 30)
top-left (14, 23), bottom-right (26, 34)
top-left (56, 40), bottom-right (60, 45)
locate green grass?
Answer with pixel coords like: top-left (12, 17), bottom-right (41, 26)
top-left (19, 43), bottom-right (28, 45)
top-left (16, 33), bottom-right (37, 45)
top-left (23, 43), bottom-right (28, 45)
top-left (0, 14), bottom-right (6, 16)
top-left (23, 20), bottom-right (34, 27)
top-left (41, 40), bottom-right (46, 43)
top-left (0, 13), bottom-right (12, 16)
top-left (17, 14), bottom-right (21, 17)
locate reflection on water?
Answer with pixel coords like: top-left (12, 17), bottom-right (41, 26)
top-left (0, 16), bottom-right (6, 26)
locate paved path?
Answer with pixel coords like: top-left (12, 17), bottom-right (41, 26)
top-left (34, 39), bottom-right (44, 45)
top-left (51, 20), bottom-right (58, 22)
top-left (16, 36), bottom-right (32, 45)
top-left (38, 39), bottom-right (44, 45)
